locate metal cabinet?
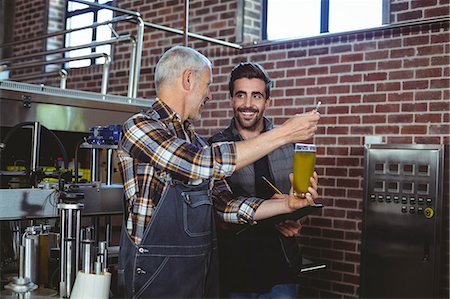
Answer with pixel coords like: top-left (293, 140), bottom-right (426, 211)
top-left (361, 144), bottom-right (444, 298)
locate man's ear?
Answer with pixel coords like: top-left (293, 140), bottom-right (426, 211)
top-left (265, 97), bottom-right (272, 108)
top-left (182, 69), bottom-right (192, 91)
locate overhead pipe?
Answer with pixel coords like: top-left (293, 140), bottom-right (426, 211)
top-left (143, 21), bottom-right (242, 49)
top-left (183, 0), bottom-right (189, 46)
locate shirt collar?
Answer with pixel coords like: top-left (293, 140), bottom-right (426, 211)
top-left (149, 97), bottom-right (194, 134)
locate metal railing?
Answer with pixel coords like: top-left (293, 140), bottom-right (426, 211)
top-left (4, 53), bottom-right (110, 95)
top-left (0, 0), bottom-right (243, 97)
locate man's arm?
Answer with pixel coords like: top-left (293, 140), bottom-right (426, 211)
top-left (121, 114), bottom-right (237, 180)
top-left (253, 173), bottom-right (317, 219)
top-left (234, 112), bottom-right (320, 170)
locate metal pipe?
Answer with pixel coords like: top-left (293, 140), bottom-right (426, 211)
top-left (30, 122), bottom-right (41, 172)
top-left (19, 245), bottom-right (25, 278)
top-left (81, 240), bottom-right (92, 274)
top-left (0, 15), bottom-right (134, 49)
top-left (24, 234), bottom-right (37, 282)
top-left (60, 209), bottom-right (67, 296)
top-left (127, 37), bottom-right (137, 98)
top-left (101, 55), bottom-right (110, 95)
top-left (106, 148), bottom-right (114, 185)
top-left (71, 0), bottom-right (141, 17)
top-left (65, 238), bottom-right (74, 297)
top-left (5, 53), bottom-right (108, 71)
top-left (75, 209), bottom-right (81, 273)
top-left (183, 0), bottom-right (189, 46)
top-left (0, 35), bottom-right (132, 65)
top-left (58, 203), bottom-right (84, 298)
top-left (10, 70), bottom-right (65, 82)
top-left (131, 17), bottom-right (144, 98)
top-left (60, 69), bottom-right (68, 89)
top-left (90, 148), bottom-right (100, 182)
top-left (143, 21), bottom-right (242, 49)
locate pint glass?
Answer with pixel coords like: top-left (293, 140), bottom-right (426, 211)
top-left (293, 143), bottom-right (316, 196)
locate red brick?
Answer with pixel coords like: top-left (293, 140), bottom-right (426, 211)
top-left (389, 70), bottom-right (414, 80)
top-left (403, 80), bottom-right (429, 90)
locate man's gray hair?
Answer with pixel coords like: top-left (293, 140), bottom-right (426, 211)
top-left (154, 46), bottom-right (212, 93)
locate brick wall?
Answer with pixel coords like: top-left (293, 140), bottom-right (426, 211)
top-left (4, 0), bottom-right (450, 298)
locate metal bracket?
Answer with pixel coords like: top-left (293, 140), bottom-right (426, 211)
top-left (22, 95), bottom-right (31, 108)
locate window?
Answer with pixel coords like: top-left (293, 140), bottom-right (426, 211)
top-left (65, 0), bottom-right (114, 68)
top-left (264, 0), bottom-right (389, 41)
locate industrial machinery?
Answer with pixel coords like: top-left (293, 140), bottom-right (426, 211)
top-left (0, 80), bottom-right (149, 298)
top-left (361, 144), bottom-right (444, 298)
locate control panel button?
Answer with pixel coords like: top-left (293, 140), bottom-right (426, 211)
top-left (370, 194), bottom-right (376, 201)
top-left (424, 207), bottom-right (434, 219)
top-left (409, 197), bottom-right (416, 205)
top-left (409, 206), bottom-right (415, 214)
top-left (426, 198), bottom-right (432, 206)
top-left (393, 195), bottom-right (399, 203)
top-left (401, 196), bottom-right (407, 204)
top-left (377, 195), bottom-right (384, 202)
top-left (385, 195), bottom-right (391, 202)
top-left (418, 197), bottom-right (424, 205)
top-left (401, 206), bottom-right (407, 213)
top-left (417, 207), bottom-right (423, 215)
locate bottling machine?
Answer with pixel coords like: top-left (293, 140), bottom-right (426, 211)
top-left (0, 80), bottom-right (149, 298)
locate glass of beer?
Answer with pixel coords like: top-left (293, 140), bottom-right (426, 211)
top-left (293, 143), bottom-right (316, 197)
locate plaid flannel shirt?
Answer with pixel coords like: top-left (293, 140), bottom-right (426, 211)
top-left (117, 98), bottom-right (263, 244)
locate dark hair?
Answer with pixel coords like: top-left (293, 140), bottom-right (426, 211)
top-left (228, 62), bottom-right (272, 99)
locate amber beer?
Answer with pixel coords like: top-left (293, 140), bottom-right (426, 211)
top-left (293, 143), bottom-right (316, 196)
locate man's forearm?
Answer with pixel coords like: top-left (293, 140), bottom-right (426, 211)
top-left (234, 112), bottom-right (320, 170)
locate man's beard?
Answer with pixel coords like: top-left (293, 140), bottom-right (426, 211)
top-left (234, 106), bottom-right (263, 131)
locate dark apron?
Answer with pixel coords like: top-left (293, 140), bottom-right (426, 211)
top-left (117, 179), bottom-right (219, 298)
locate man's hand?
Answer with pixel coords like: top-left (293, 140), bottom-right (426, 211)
top-left (253, 172), bottom-right (319, 221)
top-left (276, 111), bottom-right (320, 144)
top-left (275, 219), bottom-right (303, 237)
top-left (286, 172), bottom-right (318, 210)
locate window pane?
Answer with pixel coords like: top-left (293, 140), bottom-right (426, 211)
top-left (329, 0), bottom-right (383, 33)
top-left (67, 48), bottom-right (91, 68)
top-left (66, 27), bottom-right (93, 47)
top-left (267, 0), bottom-right (321, 40)
top-left (98, 9), bottom-right (113, 23)
top-left (97, 25), bottom-right (112, 41)
top-left (66, 12), bottom-right (94, 30)
top-left (95, 45), bottom-right (111, 54)
top-left (97, 9), bottom-right (113, 42)
top-left (67, 2), bottom-right (89, 12)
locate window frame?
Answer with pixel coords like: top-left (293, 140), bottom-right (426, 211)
top-left (64, 0), bottom-right (114, 67)
top-left (262, 0), bottom-right (390, 41)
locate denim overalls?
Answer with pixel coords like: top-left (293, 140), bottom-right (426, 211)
top-left (117, 179), bottom-right (219, 298)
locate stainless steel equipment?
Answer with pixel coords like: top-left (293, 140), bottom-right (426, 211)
top-left (0, 81), bottom-right (148, 297)
top-left (361, 144), bottom-right (444, 298)
top-left (58, 202), bottom-right (83, 298)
